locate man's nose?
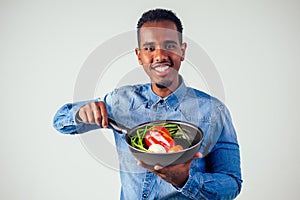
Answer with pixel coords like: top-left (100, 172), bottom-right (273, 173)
top-left (154, 48), bottom-right (168, 62)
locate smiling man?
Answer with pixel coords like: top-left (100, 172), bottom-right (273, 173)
top-left (53, 8), bottom-right (242, 199)
top-left (136, 20), bottom-right (186, 96)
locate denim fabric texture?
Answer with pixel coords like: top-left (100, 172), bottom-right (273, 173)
top-left (53, 78), bottom-right (242, 200)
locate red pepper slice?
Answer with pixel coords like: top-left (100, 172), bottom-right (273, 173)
top-left (145, 126), bottom-right (175, 151)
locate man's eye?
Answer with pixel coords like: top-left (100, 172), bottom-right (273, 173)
top-left (165, 44), bottom-right (176, 49)
top-left (144, 46), bottom-right (155, 51)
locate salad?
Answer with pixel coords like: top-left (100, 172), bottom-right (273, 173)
top-left (129, 123), bottom-right (191, 153)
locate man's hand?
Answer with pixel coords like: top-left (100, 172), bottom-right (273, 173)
top-left (138, 152), bottom-right (202, 187)
top-left (77, 101), bottom-right (108, 128)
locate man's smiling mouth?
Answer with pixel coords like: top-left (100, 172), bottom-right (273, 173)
top-left (151, 62), bottom-right (173, 76)
top-left (154, 65), bottom-right (169, 72)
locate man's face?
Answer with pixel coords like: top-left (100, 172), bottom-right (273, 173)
top-left (135, 20), bottom-right (186, 91)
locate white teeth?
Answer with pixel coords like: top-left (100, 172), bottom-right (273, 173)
top-left (155, 66), bottom-right (169, 72)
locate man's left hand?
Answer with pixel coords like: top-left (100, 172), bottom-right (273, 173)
top-left (137, 152), bottom-right (202, 187)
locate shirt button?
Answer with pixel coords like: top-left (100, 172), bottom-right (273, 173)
top-left (143, 193), bottom-right (148, 198)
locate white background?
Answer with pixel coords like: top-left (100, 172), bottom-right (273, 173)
top-left (1, 0), bottom-right (299, 199)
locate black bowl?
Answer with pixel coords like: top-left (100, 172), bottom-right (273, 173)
top-left (125, 120), bottom-right (203, 167)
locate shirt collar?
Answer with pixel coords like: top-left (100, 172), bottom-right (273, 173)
top-left (148, 76), bottom-right (188, 110)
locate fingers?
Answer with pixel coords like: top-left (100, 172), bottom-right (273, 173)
top-left (154, 165), bottom-right (163, 171)
top-left (91, 103), bottom-right (101, 126)
top-left (137, 160), bottom-right (168, 175)
top-left (99, 102), bottom-right (108, 128)
top-left (78, 101), bottom-right (108, 128)
top-left (194, 152), bottom-right (202, 159)
top-left (78, 107), bottom-right (89, 123)
top-left (137, 160), bottom-right (189, 187)
top-left (137, 160), bottom-right (154, 171)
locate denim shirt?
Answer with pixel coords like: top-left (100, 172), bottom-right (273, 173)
top-left (53, 78), bottom-right (242, 200)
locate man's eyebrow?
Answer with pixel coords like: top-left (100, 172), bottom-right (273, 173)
top-left (142, 42), bottom-right (155, 47)
top-left (142, 40), bottom-right (178, 47)
top-left (164, 40), bottom-right (178, 45)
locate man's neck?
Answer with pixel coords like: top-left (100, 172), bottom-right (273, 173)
top-left (151, 76), bottom-right (181, 98)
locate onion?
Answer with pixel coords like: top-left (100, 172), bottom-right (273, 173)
top-left (148, 144), bottom-right (167, 153)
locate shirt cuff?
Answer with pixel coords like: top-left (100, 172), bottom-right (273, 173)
top-left (174, 170), bottom-right (203, 199)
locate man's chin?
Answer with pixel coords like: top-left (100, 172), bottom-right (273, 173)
top-left (155, 81), bottom-right (172, 89)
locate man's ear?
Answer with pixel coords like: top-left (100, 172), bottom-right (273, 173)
top-left (135, 48), bottom-right (143, 65)
top-left (180, 42), bottom-right (187, 61)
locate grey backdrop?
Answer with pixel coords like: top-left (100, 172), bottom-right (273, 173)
top-left (1, 0), bottom-right (299, 199)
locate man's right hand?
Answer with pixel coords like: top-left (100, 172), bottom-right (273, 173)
top-left (77, 101), bottom-right (108, 128)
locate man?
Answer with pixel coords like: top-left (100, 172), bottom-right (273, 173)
top-left (53, 8), bottom-right (242, 199)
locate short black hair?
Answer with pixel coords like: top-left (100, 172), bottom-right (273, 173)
top-left (137, 8), bottom-right (183, 45)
